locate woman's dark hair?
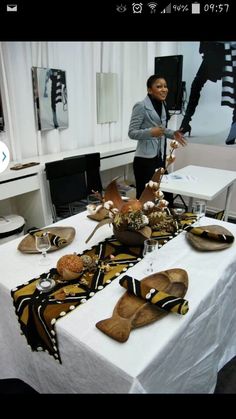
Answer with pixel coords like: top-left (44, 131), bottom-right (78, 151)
top-left (146, 74), bottom-right (167, 89)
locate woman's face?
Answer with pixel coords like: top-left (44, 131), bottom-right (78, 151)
top-left (148, 78), bottom-right (168, 101)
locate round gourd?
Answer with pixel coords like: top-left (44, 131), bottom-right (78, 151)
top-left (57, 254), bottom-right (84, 280)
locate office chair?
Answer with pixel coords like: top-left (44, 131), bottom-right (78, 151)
top-left (45, 156), bottom-right (88, 222)
top-left (85, 152), bottom-right (103, 195)
top-left (65, 152), bottom-right (103, 203)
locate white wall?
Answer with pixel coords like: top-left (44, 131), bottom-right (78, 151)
top-left (0, 42), bottom-right (159, 160)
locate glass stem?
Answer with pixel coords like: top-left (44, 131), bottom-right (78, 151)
top-left (148, 261), bottom-right (153, 272)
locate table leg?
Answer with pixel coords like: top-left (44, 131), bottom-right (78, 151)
top-left (224, 183), bottom-right (233, 221)
top-left (123, 164), bottom-right (129, 182)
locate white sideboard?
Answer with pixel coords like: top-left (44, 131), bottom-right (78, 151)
top-left (0, 142), bottom-right (136, 231)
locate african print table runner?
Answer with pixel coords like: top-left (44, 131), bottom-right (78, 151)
top-left (11, 214), bottom-right (196, 363)
top-left (11, 236), bottom-right (144, 363)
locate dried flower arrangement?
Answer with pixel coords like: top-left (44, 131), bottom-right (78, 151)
top-left (86, 140), bottom-right (180, 245)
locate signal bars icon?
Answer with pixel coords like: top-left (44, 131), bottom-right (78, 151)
top-left (147, 2), bottom-right (158, 13)
top-left (161, 3), bottom-right (172, 13)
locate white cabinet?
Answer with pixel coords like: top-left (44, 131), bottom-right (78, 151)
top-left (0, 142), bottom-right (136, 231)
top-left (1, 174), bottom-right (40, 200)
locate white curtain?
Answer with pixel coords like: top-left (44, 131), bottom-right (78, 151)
top-left (0, 41), bottom-right (178, 160)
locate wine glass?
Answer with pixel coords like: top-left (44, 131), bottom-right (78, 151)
top-left (35, 233), bottom-right (51, 266)
top-left (173, 207), bottom-right (185, 218)
top-left (172, 207), bottom-right (185, 222)
top-left (192, 200), bottom-right (206, 225)
top-left (142, 238), bottom-right (158, 274)
top-left (35, 233), bottom-right (55, 292)
top-left (172, 207), bottom-right (185, 231)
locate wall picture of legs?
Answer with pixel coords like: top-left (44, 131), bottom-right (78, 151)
top-left (32, 66), bottom-right (68, 131)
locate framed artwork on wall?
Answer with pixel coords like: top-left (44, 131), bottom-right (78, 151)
top-left (0, 91), bottom-right (4, 132)
top-left (32, 67), bottom-right (68, 131)
top-left (96, 72), bottom-right (118, 124)
top-left (177, 41), bottom-right (236, 147)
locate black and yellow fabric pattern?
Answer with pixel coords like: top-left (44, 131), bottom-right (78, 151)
top-left (29, 229), bottom-right (67, 247)
top-left (11, 214), bottom-right (196, 363)
top-left (119, 275), bottom-right (189, 315)
top-left (185, 225), bottom-right (234, 243)
top-left (11, 236), bottom-right (143, 363)
top-left (151, 212), bottom-right (197, 246)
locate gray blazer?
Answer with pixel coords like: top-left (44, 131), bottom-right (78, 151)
top-left (128, 95), bottom-right (175, 158)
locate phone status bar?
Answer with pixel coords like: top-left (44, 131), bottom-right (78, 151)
top-left (115, 3), bottom-right (231, 15)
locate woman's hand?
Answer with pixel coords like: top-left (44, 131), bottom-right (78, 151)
top-left (151, 126), bottom-right (165, 137)
top-left (173, 130), bottom-right (188, 146)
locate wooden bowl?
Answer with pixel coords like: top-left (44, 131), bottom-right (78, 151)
top-left (113, 225), bottom-right (152, 246)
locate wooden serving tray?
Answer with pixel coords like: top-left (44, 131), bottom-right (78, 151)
top-left (96, 268), bottom-right (188, 342)
top-left (18, 227), bottom-right (76, 253)
top-left (10, 162), bottom-right (40, 170)
top-left (186, 224), bottom-right (234, 251)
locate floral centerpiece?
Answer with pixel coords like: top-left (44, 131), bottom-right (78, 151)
top-left (86, 140), bottom-right (179, 246)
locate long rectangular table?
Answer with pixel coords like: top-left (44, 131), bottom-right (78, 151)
top-left (0, 211), bottom-right (236, 393)
top-left (160, 165), bottom-right (236, 221)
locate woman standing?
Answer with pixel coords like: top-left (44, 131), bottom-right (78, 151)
top-left (128, 75), bottom-right (187, 201)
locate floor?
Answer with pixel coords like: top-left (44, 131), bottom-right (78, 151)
top-left (214, 356), bottom-right (236, 393)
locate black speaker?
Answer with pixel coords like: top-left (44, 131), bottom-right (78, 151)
top-left (154, 55), bottom-right (183, 111)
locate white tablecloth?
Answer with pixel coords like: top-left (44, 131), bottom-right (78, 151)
top-left (1, 212), bottom-right (236, 393)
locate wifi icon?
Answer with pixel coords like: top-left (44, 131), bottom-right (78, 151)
top-left (148, 2), bottom-right (158, 13)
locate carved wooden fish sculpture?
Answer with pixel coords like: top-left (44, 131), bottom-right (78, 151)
top-left (96, 268), bottom-right (188, 342)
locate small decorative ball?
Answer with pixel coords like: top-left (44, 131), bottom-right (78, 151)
top-left (56, 254), bottom-right (84, 280)
top-left (81, 254), bottom-right (92, 267)
top-left (81, 254), bottom-right (97, 271)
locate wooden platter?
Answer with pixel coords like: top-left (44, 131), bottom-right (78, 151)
top-left (186, 224), bottom-right (234, 251)
top-left (18, 226), bottom-right (76, 253)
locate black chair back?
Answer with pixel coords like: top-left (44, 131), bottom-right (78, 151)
top-left (64, 152), bottom-right (103, 195)
top-left (85, 152), bottom-right (103, 195)
top-left (45, 156), bottom-right (87, 219)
